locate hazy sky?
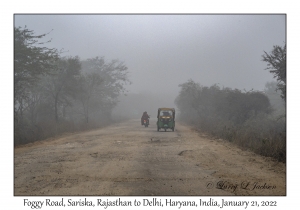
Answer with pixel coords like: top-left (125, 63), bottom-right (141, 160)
top-left (14, 14), bottom-right (286, 95)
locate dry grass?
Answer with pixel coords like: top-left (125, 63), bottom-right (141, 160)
top-left (184, 115), bottom-right (286, 162)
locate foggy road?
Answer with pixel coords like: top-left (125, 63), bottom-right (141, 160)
top-left (14, 119), bottom-right (285, 196)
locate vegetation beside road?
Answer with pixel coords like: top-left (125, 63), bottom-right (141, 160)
top-left (14, 27), bottom-right (130, 146)
top-left (175, 44), bottom-right (286, 162)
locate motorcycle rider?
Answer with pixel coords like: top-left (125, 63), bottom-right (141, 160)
top-left (141, 111), bottom-right (150, 125)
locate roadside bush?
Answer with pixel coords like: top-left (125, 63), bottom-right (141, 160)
top-left (237, 114), bottom-right (286, 162)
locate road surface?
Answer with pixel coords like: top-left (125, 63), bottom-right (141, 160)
top-left (14, 119), bottom-right (286, 196)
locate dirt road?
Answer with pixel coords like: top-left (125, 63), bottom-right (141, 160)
top-left (14, 119), bottom-right (286, 196)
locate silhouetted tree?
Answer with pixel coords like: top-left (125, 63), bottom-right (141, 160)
top-left (14, 27), bottom-right (59, 123)
top-left (262, 44), bottom-right (286, 101)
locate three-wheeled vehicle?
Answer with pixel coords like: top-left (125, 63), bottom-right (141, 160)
top-left (156, 108), bottom-right (175, 132)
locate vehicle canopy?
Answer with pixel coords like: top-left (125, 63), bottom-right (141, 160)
top-left (157, 108), bottom-right (175, 119)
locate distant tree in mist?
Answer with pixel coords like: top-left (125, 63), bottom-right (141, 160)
top-left (264, 81), bottom-right (286, 116)
top-left (80, 57), bottom-right (131, 121)
top-left (262, 44), bottom-right (286, 101)
top-left (83, 57), bottom-right (130, 96)
top-left (174, 80), bottom-right (202, 119)
top-left (75, 72), bottom-right (103, 123)
top-left (43, 56), bottom-right (81, 123)
top-left (175, 80), bottom-right (271, 125)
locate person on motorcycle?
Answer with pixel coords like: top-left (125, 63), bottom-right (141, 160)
top-left (141, 111), bottom-right (150, 125)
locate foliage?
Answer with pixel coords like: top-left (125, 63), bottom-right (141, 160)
top-left (14, 26), bottom-right (59, 126)
top-left (175, 80), bottom-right (271, 125)
top-left (262, 44), bottom-right (286, 101)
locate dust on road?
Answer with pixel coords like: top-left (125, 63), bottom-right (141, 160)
top-left (14, 119), bottom-right (286, 196)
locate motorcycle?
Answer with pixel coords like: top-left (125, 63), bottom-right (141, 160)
top-left (143, 116), bottom-right (150, 127)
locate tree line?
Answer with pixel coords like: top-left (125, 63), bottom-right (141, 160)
top-left (175, 44), bottom-right (286, 162)
top-left (14, 26), bottom-right (130, 145)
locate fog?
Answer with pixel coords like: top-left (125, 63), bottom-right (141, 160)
top-left (14, 14), bottom-right (286, 119)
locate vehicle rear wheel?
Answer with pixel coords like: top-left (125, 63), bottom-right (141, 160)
top-left (157, 127), bottom-right (159, 131)
top-left (172, 127), bottom-right (174, 132)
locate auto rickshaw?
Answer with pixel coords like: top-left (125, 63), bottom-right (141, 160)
top-left (156, 108), bottom-right (175, 132)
